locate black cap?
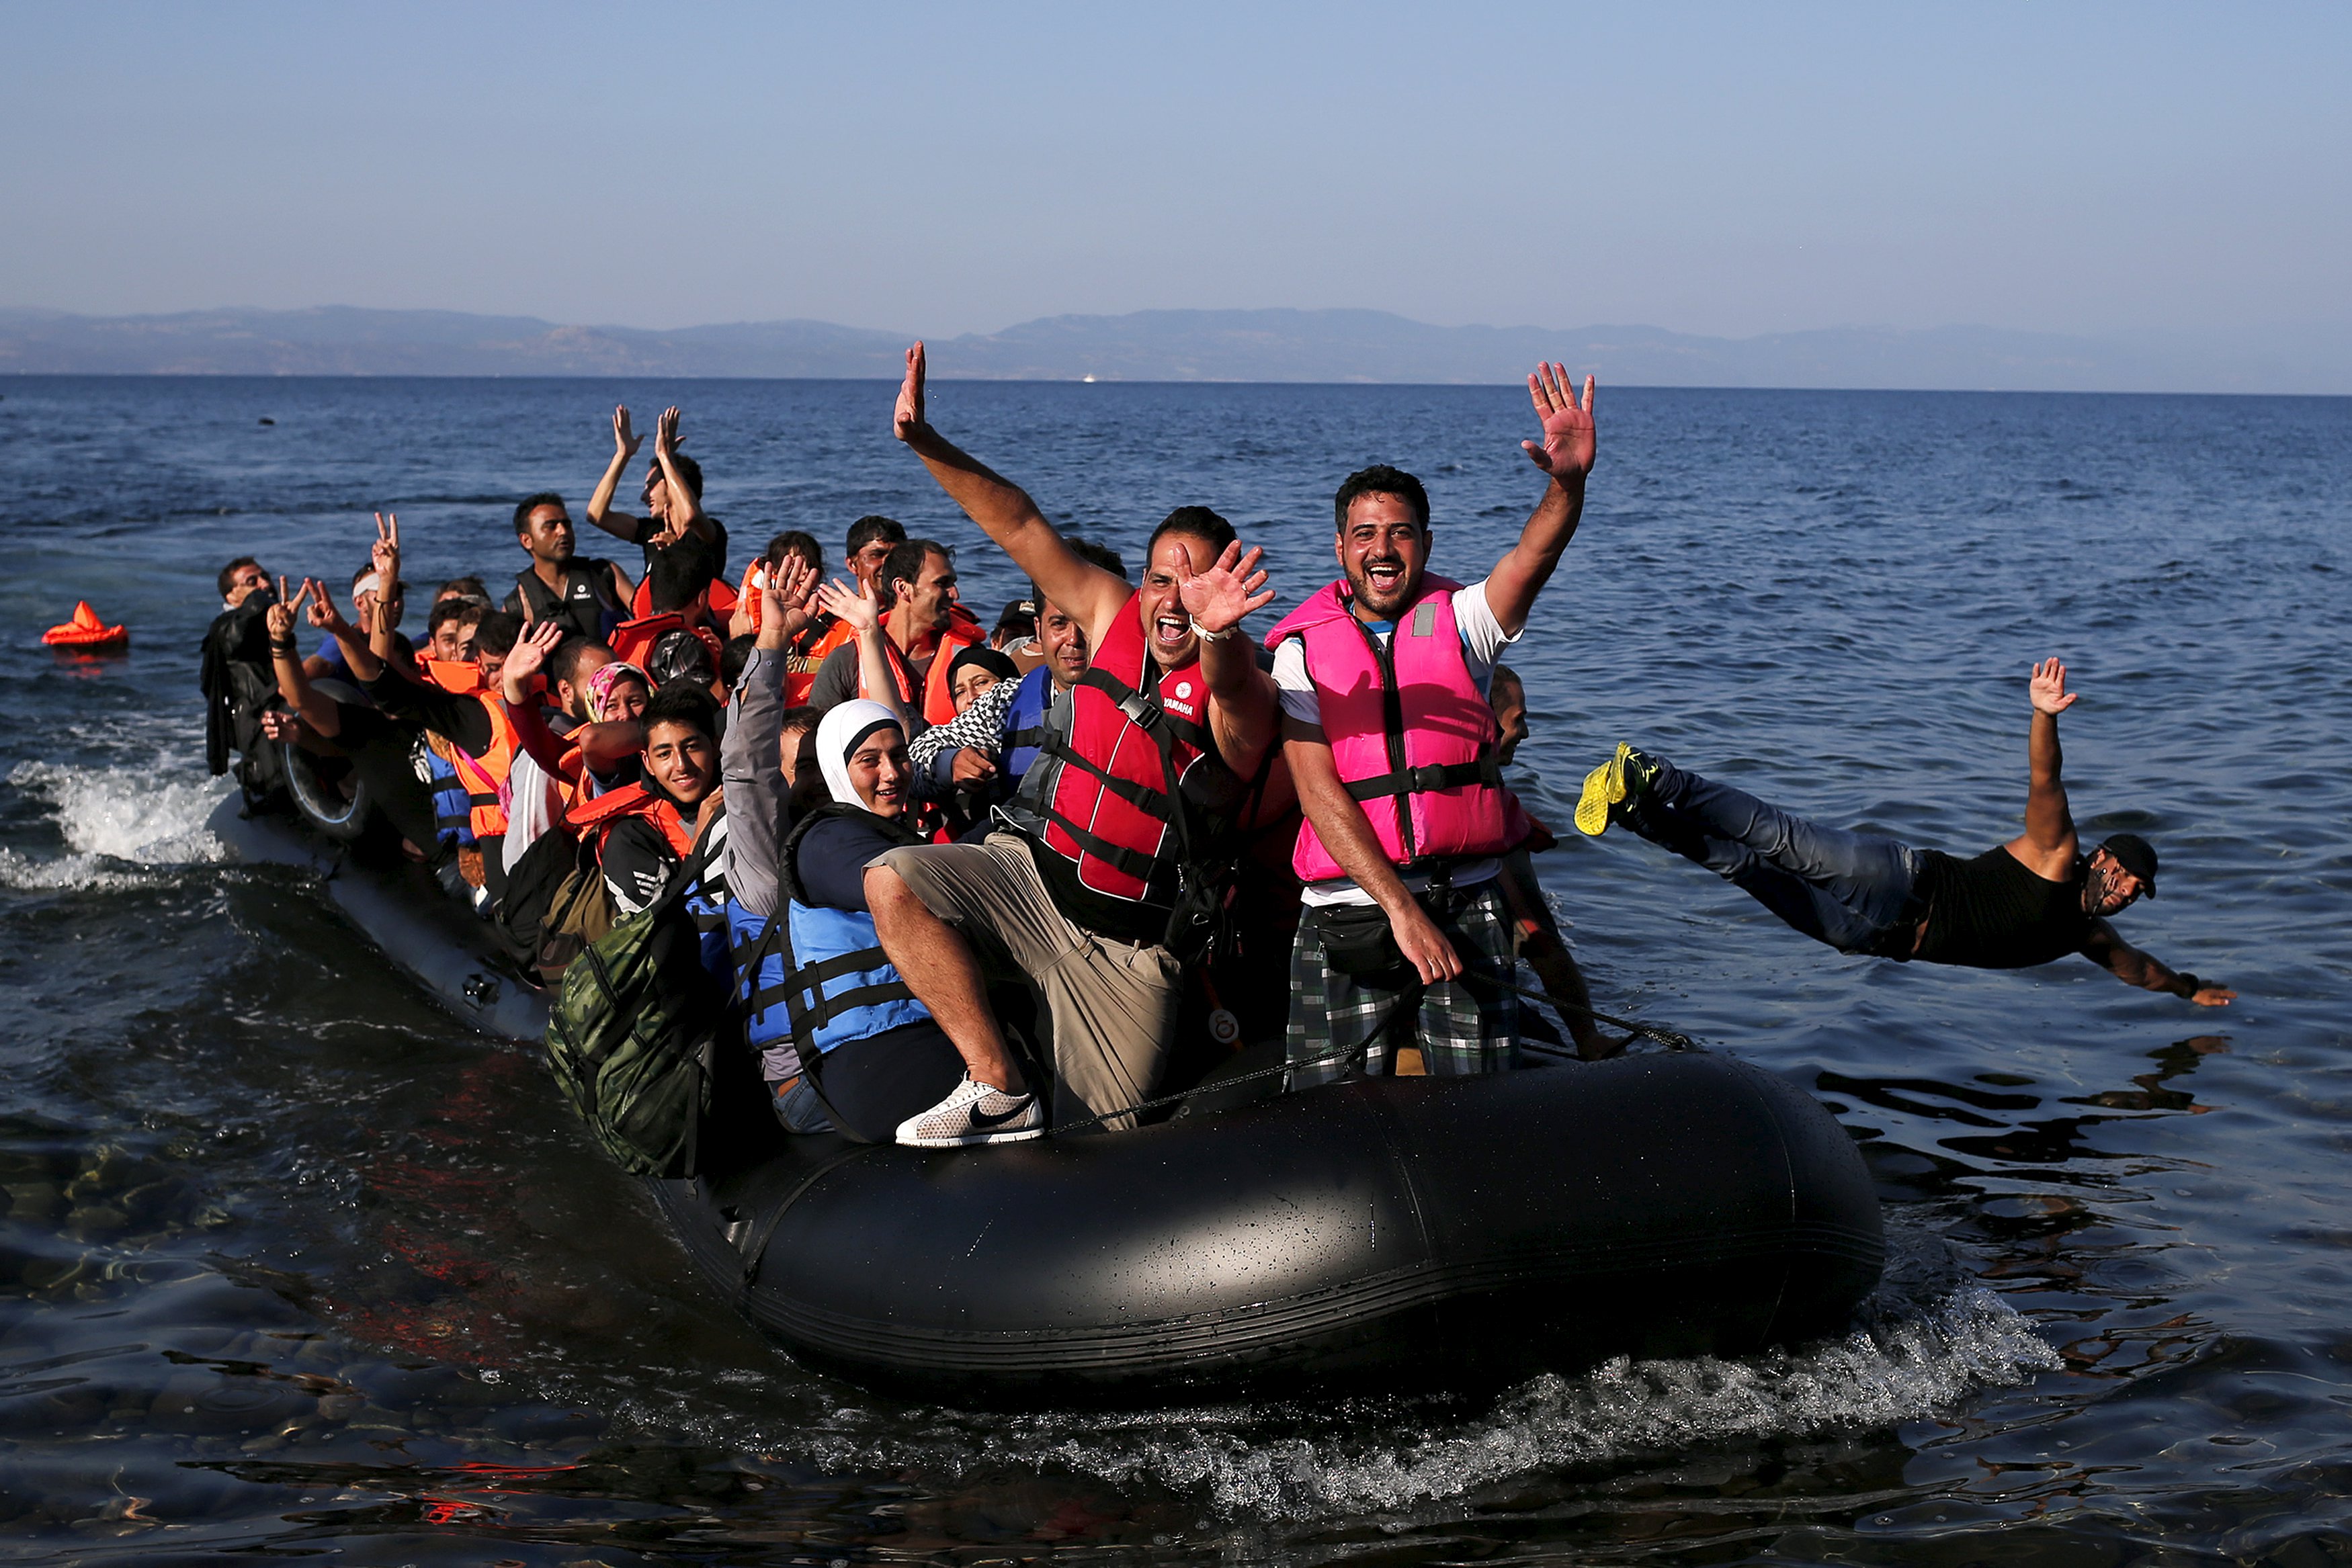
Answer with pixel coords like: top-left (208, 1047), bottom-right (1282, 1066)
top-left (2099, 833), bottom-right (2159, 898)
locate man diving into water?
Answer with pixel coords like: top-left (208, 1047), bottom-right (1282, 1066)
top-left (1577, 658), bottom-right (2234, 1005)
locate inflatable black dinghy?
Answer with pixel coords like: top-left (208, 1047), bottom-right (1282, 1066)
top-left (654, 1048), bottom-right (1884, 1407)
top-left (206, 794), bottom-right (551, 1042)
top-left (210, 793), bottom-right (1884, 1407)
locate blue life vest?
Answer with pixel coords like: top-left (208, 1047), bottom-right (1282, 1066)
top-left (423, 742), bottom-right (476, 848)
top-left (1003, 665), bottom-right (1054, 784)
top-left (732, 806), bottom-right (928, 1076)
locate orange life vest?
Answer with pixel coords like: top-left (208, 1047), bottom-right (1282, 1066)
top-left (423, 658), bottom-right (483, 694)
top-left (864, 624), bottom-right (982, 728)
top-left (629, 573), bottom-right (737, 621)
top-left (447, 693), bottom-right (523, 839)
top-left (566, 781), bottom-right (698, 861)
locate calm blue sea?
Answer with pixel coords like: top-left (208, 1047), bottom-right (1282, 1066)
top-left (2, 374), bottom-right (2348, 1565)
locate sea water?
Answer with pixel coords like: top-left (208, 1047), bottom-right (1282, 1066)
top-left (0, 375), bottom-right (2346, 1564)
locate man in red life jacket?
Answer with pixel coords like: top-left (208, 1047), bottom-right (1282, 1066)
top-left (866, 342), bottom-right (1283, 1146)
top-left (1269, 362), bottom-right (1598, 1089)
top-left (805, 537), bottom-right (980, 733)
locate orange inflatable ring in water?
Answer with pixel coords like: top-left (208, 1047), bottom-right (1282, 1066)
top-left (42, 601), bottom-right (130, 652)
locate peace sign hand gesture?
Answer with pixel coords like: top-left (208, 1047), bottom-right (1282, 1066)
top-left (371, 512), bottom-right (401, 584)
top-left (302, 577), bottom-right (351, 636)
top-left (1521, 362), bottom-right (1597, 480)
top-left (265, 577), bottom-right (312, 642)
top-left (1177, 539), bottom-right (1276, 636)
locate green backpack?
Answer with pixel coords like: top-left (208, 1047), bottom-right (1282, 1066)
top-left (542, 849), bottom-right (728, 1178)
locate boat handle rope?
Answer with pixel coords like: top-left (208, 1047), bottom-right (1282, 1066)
top-left (1045, 971), bottom-right (1696, 1139)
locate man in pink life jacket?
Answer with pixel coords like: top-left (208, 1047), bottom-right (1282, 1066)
top-left (865, 343), bottom-right (1284, 1146)
top-left (1269, 362), bottom-right (1597, 1088)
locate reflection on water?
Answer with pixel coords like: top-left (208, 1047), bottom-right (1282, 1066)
top-left (3, 378), bottom-right (2349, 1562)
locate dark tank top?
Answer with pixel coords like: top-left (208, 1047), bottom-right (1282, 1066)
top-left (1913, 846), bottom-right (2091, 969)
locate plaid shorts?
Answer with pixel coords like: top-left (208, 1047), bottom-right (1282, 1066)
top-left (1285, 881), bottom-right (1521, 1090)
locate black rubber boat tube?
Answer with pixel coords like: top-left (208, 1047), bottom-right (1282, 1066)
top-left (653, 1050), bottom-right (1883, 1407)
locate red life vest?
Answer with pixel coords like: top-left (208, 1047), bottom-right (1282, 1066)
top-left (1265, 575), bottom-right (1529, 882)
top-left (610, 612), bottom-right (724, 679)
top-left (447, 693), bottom-right (524, 840)
top-left (1010, 591), bottom-right (1238, 930)
top-left (628, 572), bottom-right (737, 621)
top-left (566, 781), bottom-right (698, 861)
top-left (864, 624), bottom-right (982, 729)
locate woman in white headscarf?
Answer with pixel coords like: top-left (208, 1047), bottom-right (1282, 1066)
top-left (722, 568), bottom-right (970, 1142)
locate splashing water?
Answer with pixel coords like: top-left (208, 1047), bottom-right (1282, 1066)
top-left (790, 1287), bottom-right (2056, 1522)
top-left (3, 760), bottom-right (229, 888)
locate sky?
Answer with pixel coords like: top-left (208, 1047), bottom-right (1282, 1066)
top-left (5, 2), bottom-right (2347, 344)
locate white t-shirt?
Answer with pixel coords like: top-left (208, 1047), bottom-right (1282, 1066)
top-left (1273, 577), bottom-right (1519, 908)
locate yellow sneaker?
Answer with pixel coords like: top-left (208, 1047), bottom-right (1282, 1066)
top-left (1574, 742), bottom-right (1636, 836)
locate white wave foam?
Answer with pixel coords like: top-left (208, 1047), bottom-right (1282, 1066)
top-left (4, 760), bottom-right (230, 887)
top-left (804, 1287), bottom-right (2056, 1522)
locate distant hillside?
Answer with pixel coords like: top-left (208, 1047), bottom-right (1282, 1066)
top-left (0, 304), bottom-right (2342, 393)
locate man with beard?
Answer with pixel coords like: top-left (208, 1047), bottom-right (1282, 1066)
top-left (1577, 658), bottom-right (2234, 1005)
top-left (904, 537), bottom-right (1126, 819)
top-left (1269, 363), bottom-right (1597, 1088)
top-left (505, 492), bottom-right (632, 644)
top-left (804, 536), bottom-right (980, 731)
top-left (866, 342), bottom-right (1282, 1146)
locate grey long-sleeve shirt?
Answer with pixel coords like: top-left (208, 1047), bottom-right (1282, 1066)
top-left (720, 648), bottom-right (789, 922)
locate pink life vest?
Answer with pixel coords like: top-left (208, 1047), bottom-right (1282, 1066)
top-left (1265, 574), bottom-right (1529, 883)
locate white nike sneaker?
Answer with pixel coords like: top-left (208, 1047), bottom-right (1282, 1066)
top-left (895, 1074), bottom-right (1046, 1148)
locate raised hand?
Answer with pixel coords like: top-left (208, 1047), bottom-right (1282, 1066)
top-left (759, 554), bottom-right (821, 644)
top-left (503, 620), bottom-right (565, 686)
top-left (817, 574), bottom-right (882, 635)
top-left (2030, 657), bottom-right (2076, 715)
top-left (265, 577), bottom-right (312, 642)
top-left (371, 512), bottom-right (401, 584)
top-left (613, 404), bottom-right (642, 462)
top-left (654, 405), bottom-right (682, 462)
top-left (1176, 539), bottom-right (1276, 635)
top-left (1521, 362), bottom-right (1597, 480)
top-left (892, 342), bottom-right (927, 443)
top-left (302, 577), bottom-right (351, 635)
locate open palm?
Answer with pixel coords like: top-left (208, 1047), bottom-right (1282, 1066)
top-left (1177, 541), bottom-right (1275, 634)
top-left (1521, 362), bottom-right (1597, 480)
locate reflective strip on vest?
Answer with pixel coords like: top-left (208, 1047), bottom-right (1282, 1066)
top-left (1265, 575), bottom-right (1528, 881)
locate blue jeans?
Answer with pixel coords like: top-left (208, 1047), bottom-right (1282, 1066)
top-left (1632, 757), bottom-right (1921, 955)
top-left (770, 1075), bottom-right (834, 1135)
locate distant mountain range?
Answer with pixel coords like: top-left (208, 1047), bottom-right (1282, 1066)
top-left (1, 305), bottom-right (2342, 393)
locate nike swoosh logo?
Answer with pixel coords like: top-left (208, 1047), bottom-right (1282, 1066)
top-left (968, 1100), bottom-right (1032, 1128)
